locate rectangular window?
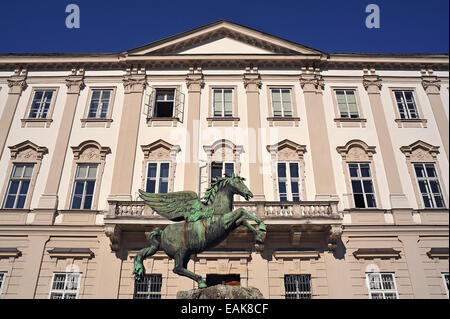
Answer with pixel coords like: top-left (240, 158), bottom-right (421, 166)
top-left (213, 89), bottom-right (233, 117)
top-left (88, 89), bottom-right (112, 119)
top-left (271, 89), bottom-right (292, 117)
top-left (443, 273), bottom-right (449, 298)
top-left (349, 163), bottom-right (376, 208)
top-left (335, 90), bottom-right (359, 118)
top-left (394, 90), bottom-right (419, 119)
top-left (134, 274), bottom-right (162, 299)
top-left (211, 162), bottom-right (234, 180)
top-left (277, 162), bottom-right (301, 202)
top-left (2, 164), bottom-right (34, 209)
top-left (70, 164), bottom-right (98, 210)
top-left (284, 274), bottom-right (312, 299)
top-left (49, 273), bottom-right (81, 299)
top-left (0, 272), bottom-right (6, 296)
top-left (366, 273), bottom-right (398, 299)
top-left (28, 90), bottom-right (54, 119)
top-left (414, 163), bottom-right (445, 208)
top-left (153, 89), bottom-right (175, 118)
top-left (146, 162), bottom-right (170, 194)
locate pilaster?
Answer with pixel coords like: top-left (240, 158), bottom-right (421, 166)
top-left (0, 68), bottom-right (27, 160)
top-left (108, 67), bottom-right (146, 201)
top-left (38, 68), bottom-right (85, 209)
top-left (363, 68), bottom-right (409, 209)
top-left (243, 66), bottom-right (265, 200)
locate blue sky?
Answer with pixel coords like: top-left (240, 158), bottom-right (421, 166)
top-left (0, 0), bottom-right (448, 54)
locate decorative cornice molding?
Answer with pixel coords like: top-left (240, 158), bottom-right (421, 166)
top-left (266, 139), bottom-right (307, 160)
top-left (47, 248), bottom-right (94, 259)
top-left (141, 139), bottom-right (181, 160)
top-left (421, 69), bottom-right (441, 94)
top-left (7, 68), bottom-right (27, 94)
top-left (353, 248), bottom-right (401, 259)
top-left (337, 139), bottom-right (376, 161)
top-left (71, 140), bottom-right (111, 161)
top-left (186, 67), bottom-right (204, 92)
top-left (426, 247), bottom-right (449, 259)
top-left (8, 140), bottom-right (48, 161)
top-left (327, 225), bottom-right (343, 251)
top-left (400, 140), bottom-right (440, 162)
top-left (243, 66), bottom-right (262, 92)
top-left (65, 68), bottom-right (85, 94)
top-left (0, 248), bottom-right (21, 259)
top-left (105, 224), bottom-right (121, 251)
top-left (123, 67), bottom-right (147, 94)
top-left (299, 67), bottom-right (324, 92)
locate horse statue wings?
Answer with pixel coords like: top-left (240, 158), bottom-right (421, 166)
top-left (133, 175), bottom-right (266, 288)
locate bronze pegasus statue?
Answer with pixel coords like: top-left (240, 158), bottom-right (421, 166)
top-left (133, 175), bottom-right (266, 288)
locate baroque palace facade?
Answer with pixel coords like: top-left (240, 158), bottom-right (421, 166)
top-left (0, 21), bottom-right (448, 299)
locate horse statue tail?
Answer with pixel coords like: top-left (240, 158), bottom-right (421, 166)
top-left (133, 228), bottom-right (162, 281)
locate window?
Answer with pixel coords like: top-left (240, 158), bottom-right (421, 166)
top-left (2, 164), bottom-right (34, 209)
top-left (0, 272), bottom-right (6, 296)
top-left (134, 274), bottom-right (162, 299)
top-left (28, 90), bottom-right (54, 119)
top-left (213, 89), bottom-right (233, 117)
top-left (366, 273), bottom-right (398, 299)
top-left (284, 274), bottom-right (312, 299)
top-left (277, 162), bottom-right (301, 202)
top-left (349, 163), bottom-right (376, 208)
top-left (70, 164), bottom-right (98, 209)
top-left (49, 273), bottom-right (81, 299)
top-left (146, 162), bottom-right (170, 194)
top-left (87, 89), bottom-right (112, 119)
top-left (271, 89), bottom-right (292, 117)
top-left (335, 90), bottom-right (359, 118)
top-left (443, 273), bottom-right (449, 298)
top-left (394, 90), bottom-right (419, 119)
top-left (211, 162), bottom-right (234, 180)
top-left (414, 163), bottom-right (445, 208)
top-left (153, 89), bottom-right (175, 118)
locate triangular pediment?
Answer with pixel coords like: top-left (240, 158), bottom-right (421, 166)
top-left (126, 20), bottom-right (324, 56)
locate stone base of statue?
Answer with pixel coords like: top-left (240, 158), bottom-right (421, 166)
top-left (176, 285), bottom-right (264, 299)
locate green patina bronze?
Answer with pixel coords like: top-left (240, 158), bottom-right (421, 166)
top-left (133, 175), bottom-right (266, 288)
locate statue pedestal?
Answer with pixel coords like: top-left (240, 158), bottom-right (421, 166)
top-left (176, 285), bottom-right (264, 299)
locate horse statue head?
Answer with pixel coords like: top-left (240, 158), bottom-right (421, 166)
top-left (201, 174), bottom-right (253, 206)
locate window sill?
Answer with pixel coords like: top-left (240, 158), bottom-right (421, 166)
top-left (207, 117), bottom-right (240, 127)
top-left (21, 118), bottom-right (53, 128)
top-left (267, 117), bottom-right (300, 127)
top-left (395, 118), bottom-right (427, 128)
top-left (147, 117), bottom-right (179, 127)
top-left (81, 118), bottom-right (113, 128)
top-left (334, 118), bottom-right (367, 128)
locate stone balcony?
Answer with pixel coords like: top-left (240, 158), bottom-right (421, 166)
top-left (104, 200), bottom-right (344, 251)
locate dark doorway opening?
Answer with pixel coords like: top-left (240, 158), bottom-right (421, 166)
top-left (206, 274), bottom-right (240, 286)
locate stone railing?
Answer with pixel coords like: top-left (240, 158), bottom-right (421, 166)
top-left (107, 200), bottom-right (340, 219)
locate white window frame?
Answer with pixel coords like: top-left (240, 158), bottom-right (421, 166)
top-left (271, 88), bottom-right (293, 117)
top-left (69, 164), bottom-right (98, 210)
top-left (2, 164), bottom-right (34, 209)
top-left (153, 89), bottom-right (175, 118)
top-left (0, 271), bottom-right (6, 296)
top-left (335, 89), bottom-right (359, 118)
top-left (276, 162), bottom-right (301, 202)
top-left (28, 90), bottom-right (54, 119)
top-left (443, 273), bottom-right (449, 298)
top-left (48, 272), bottom-right (82, 299)
top-left (146, 162), bottom-right (171, 194)
top-left (210, 161), bottom-right (234, 181)
top-left (394, 90), bottom-right (419, 119)
top-left (413, 163), bottom-right (446, 208)
top-left (212, 88), bottom-right (233, 117)
top-left (348, 163), bottom-right (377, 209)
top-left (366, 272), bottom-right (399, 299)
top-left (133, 274), bottom-right (162, 299)
top-left (87, 89), bottom-right (112, 119)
